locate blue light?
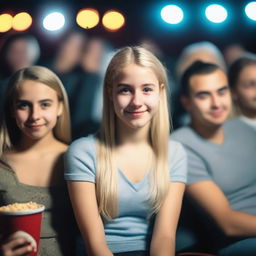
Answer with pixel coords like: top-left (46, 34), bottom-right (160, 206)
top-left (245, 1), bottom-right (256, 21)
top-left (43, 12), bottom-right (65, 31)
top-left (161, 5), bottom-right (184, 24)
top-left (205, 4), bottom-right (228, 23)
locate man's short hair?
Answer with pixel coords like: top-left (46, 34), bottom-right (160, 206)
top-left (180, 60), bottom-right (221, 96)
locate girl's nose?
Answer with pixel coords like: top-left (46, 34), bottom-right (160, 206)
top-left (130, 92), bottom-right (143, 107)
top-left (30, 106), bottom-right (41, 121)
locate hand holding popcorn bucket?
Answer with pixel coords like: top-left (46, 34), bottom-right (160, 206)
top-left (0, 202), bottom-right (45, 256)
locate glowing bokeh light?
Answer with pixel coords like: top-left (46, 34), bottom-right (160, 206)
top-left (43, 12), bottom-right (65, 31)
top-left (205, 4), bottom-right (228, 23)
top-left (245, 1), bottom-right (256, 21)
top-left (13, 12), bottom-right (32, 31)
top-left (102, 10), bottom-right (125, 31)
top-left (0, 14), bottom-right (13, 32)
top-left (161, 5), bottom-right (184, 24)
top-left (76, 8), bottom-right (99, 29)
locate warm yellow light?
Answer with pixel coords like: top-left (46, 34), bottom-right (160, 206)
top-left (102, 10), bottom-right (125, 31)
top-left (13, 12), bottom-right (32, 31)
top-left (76, 8), bottom-right (99, 29)
top-left (0, 13), bottom-right (13, 33)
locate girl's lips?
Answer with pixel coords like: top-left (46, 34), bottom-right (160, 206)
top-left (26, 124), bottom-right (44, 129)
top-left (125, 110), bottom-right (147, 117)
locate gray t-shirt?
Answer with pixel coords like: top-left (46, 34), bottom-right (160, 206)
top-left (64, 135), bottom-right (187, 253)
top-left (171, 118), bottom-right (256, 215)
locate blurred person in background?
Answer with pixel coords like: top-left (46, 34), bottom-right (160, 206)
top-left (172, 61), bottom-right (256, 256)
top-left (223, 43), bottom-right (247, 67)
top-left (42, 29), bottom-right (88, 140)
top-left (70, 36), bottom-right (114, 140)
top-left (228, 54), bottom-right (256, 130)
top-left (0, 33), bottom-right (40, 102)
top-left (173, 41), bottom-right (227, 129)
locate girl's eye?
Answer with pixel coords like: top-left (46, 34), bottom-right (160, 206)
top-left (119, 88), bottom-right (131, 94)
top-left (17, 103), bottom-right (29, 110)
top-left (41, 102), bottom-right (51, 108)
top-left (143, 87), bottom-right (153, 93)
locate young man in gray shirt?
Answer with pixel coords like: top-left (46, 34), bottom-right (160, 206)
top-left (172, 61), bottom-right (256, 255)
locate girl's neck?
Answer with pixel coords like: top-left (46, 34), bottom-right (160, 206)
top-left (116, 122), bottom-right (150, 146)
top-left (16, 132), bottom-right (58, 153)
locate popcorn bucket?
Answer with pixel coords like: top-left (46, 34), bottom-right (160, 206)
top-left (0, 204), bottom-right (45, 256)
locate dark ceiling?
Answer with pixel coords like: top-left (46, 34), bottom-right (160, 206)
top-left (1, 0), bottom-right (256, 56)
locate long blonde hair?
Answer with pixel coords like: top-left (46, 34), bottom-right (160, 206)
top-left (0, 65), bottom-right (71, 155)
top-left (96, 46), bottom-right (170, 220)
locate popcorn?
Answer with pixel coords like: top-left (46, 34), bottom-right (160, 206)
top-left (0, 202), bottom-right (43, 212)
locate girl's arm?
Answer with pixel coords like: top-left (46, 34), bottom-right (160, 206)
top-left (150, 182), bottom-right (185, 256)
top-left (67, 181), bottom-right (113, 256)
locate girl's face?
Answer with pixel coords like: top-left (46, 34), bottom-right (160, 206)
top-left (111, 63), bottom-right (162, 130)
top-left (13, 80), bottom-right (62, 141)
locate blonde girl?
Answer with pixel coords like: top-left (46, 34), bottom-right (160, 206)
top-left (0, 66), bottom-right (77, 256)
top-left (65, 46), bottom-right (187, 256)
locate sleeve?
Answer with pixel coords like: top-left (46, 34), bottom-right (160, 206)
top-left (169, 141), bottom-right (188, 183)
top-left (184, 146), bottom-right (212, 185)
top-left (64, 137), bottom-right (96, 182)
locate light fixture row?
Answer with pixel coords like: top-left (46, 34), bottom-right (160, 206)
top-left (0, 8), bottom-right (125, 33)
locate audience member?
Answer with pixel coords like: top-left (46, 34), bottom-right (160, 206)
top-left (223, 43), bottom-right (247, 67)
top-left (173, 41), bottom-right (227, 129)
top-left (172, 61), bottom-right (256, 255)
top-left (69, 36), bottom-right (114, 139)
top-left (0, 33), bottom-right (40, 102)
top-left (0, 66), bottom-right (77, 255)
top-left (228, 54), bottom-right (256, 129)
top-left (65, 46), bottom-right (187, 256)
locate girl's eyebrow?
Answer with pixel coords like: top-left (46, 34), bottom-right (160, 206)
top-left (15, 99), bottom-right (53, 103)
top-left (142, 83), bottom-right (156, 87)
top-left (117, 83), bottom-right (130, 87)
top-left (117, 83), bottom-right (156, 87)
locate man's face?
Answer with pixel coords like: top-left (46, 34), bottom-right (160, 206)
top-left (233, 64), bottom-right (256, 117)
top-left (183, 69), bottom-right (232, 129)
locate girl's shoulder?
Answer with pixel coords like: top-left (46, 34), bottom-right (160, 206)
top-left (55, 141), bottom-right (69, 152)
top-left (168, 138), bottom-right (187, 162)
top-left (168, 139), bottom-right (185, 153)
top-left (68, 135), bottom-right (97, 156)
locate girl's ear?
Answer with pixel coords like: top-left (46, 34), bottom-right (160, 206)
top-left (159, 83), bottom-right (164, 97)
top-left (57, 102), bottom-right (63, 117)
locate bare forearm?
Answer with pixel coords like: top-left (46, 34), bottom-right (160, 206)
top-left (85, 241), bottom-right (113, 256)
top-left (150, 237), bottom-right (175, 256)
top-left (220, 210), bottom-right (256, 237)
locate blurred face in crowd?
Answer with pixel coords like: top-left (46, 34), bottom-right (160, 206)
top-left (6, 39), bottom-right (38, 73)
top-left (81, 38), bottom-right (104, 73)
top-left (182, 69), bottom-right (232, 129)
top-left (232, 64), bottom-right (256, 118)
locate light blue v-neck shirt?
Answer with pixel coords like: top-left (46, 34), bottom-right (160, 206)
top-left (64, 135), bottom-right (187, 253)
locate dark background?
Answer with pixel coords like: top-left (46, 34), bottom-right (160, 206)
top-left (1, 0), bottom-right (256, 58)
